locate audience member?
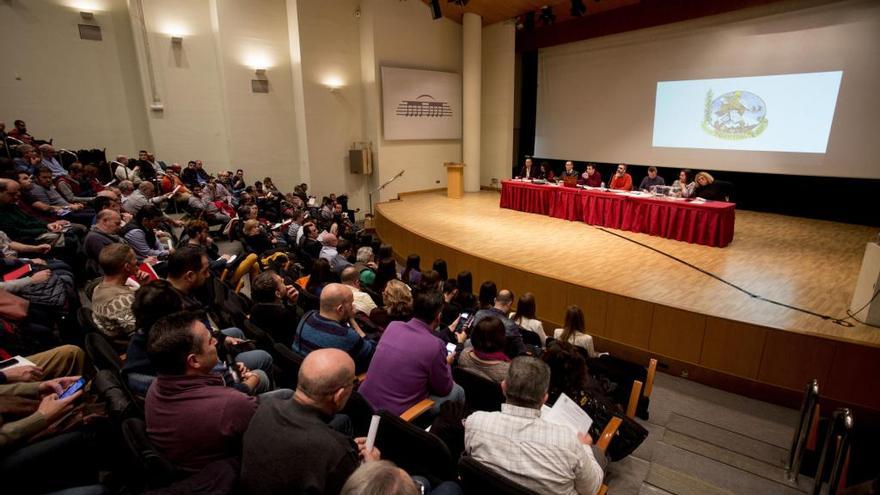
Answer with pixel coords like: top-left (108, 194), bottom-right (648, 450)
top-left (250, 270), bottom-right (302, 347)
top-left (145, 311), bottom-right (258, 473)
top-left (368, 279), bottom-right (413, 329)
top-left (465, 356), bottom-right (604, 495)
top-left (510, 292), bottom-right (547, 345)
top-left (241, 349), bottom-right (379, 495)
top-left (477, 280), bottom-right (497, 310)
top-left (553, 305), bottom-right (598, 358)
top-left (457, 316), bottom-right (510, 383)
top-left (341, 460), bottom-right (462, 495)
top-left (122, 205), bottom-right (170, 262)
top-left (292, 283), bottom-right (374, 373)
top-left (401, 254), bottom-right (421, 287)
top-left (472, 289), bottom-right (527, 358)
top-left (360, 289), bottom-right (464, 417)
top-left (341, 265), bottom-right (377, 315)
top-left (91, 244), bottom-right (143, 349)
top-left (432, 258), bottom-right (448, 281)
top-left (84, 209), bottom-right (123, 262)
top-left (453, 271), bottom-right (477, 311)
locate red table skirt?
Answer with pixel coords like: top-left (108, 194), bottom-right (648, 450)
top-left (501, 180), bottom-right (735, 247)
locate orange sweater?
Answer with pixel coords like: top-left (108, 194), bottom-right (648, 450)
top-left (609, 173), bottom-right (633, 191)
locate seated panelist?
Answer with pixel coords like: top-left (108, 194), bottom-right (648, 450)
top-left (581, 163), bottom-right (602, 187)
top-left (560, 161), bottom-right (578, 179)
top-left (608, 163), bottom-right (633, 191)
top-left (518, 158), bottom-right (537, 180)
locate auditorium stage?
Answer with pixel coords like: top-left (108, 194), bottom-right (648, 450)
top-left (375, 190), bottom-right (880, 412)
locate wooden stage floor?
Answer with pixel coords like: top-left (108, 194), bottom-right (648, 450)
top-left (376, 190), bottom-right (878, 348)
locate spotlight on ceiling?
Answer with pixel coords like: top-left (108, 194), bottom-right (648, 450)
top-left (540, 5), bottom-right (555, 26)
top-left (570, 0), bottom-right (587, 17)
top-left (429, 0), bottom-right (442, 20)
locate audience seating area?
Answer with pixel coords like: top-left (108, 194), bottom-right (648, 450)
top-left (0, 124), bottom-right (866, 495)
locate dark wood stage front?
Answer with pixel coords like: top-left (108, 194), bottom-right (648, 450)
top-left (375, 190), bottom-right (880, 412)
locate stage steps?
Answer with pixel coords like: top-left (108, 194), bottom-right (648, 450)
top-left (605, 375), bottom-right (811, 495)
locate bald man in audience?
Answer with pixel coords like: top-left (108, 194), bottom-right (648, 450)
top-left (84, 209), bottom-right (123, 262)
top-left (471, 289), bottom-right (527, 358)
top-left (241, 348), bottom-right (381, 495)
top-left (292, 283), bottom-right (374, 373)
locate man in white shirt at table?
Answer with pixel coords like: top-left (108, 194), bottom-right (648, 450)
top-left (518, 158), bottom-right (537, 180)
top-left (465, 356), bottom-right (604, 495)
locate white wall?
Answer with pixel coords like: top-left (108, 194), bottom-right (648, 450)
top-left (0, 0), bottom-right (151, 155)
top-left (212, 0), bottom-right (300, 192)
top-left (294, 0), bottom-right (367, 210)
top-left (360, 0), bottom-right (463, 202)
top-left (481, 20), bottom-right (515, 188)
top-left (130, 0), bottom-right (230, 170)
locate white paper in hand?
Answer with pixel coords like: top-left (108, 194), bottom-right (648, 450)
top-left (366, 414), bottom-right (380, 453)
top-left (541, 393), bottom-right (593, 435)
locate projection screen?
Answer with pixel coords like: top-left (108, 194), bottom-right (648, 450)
top-left (533, 0), bottom-right (880, 179)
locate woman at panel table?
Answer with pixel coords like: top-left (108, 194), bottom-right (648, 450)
top-left (671, 169), bottom-right (695, 198)
top-left (553, 305), bottom-right (600, 358)
top-left (693, 171), bottom-right (727, 201)
top-left (538, 161), bottom-right (555, 181)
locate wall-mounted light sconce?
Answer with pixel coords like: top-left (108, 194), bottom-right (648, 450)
top-left (252, 69), bottom-right (269, 93)
top-left (323, 76), bottom-right (344, 95)
top-left (171, 36), bottom-right (183, 45)
top-left (80, 11), bottom-right (94, 20)
top-left (254, 68), bottom-right (267, 78)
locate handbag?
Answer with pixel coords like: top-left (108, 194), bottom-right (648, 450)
top-left (0, 289), bottom-right (29, 321)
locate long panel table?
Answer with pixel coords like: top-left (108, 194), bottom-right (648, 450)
top-left (500, 180), bottom-right (735, 247)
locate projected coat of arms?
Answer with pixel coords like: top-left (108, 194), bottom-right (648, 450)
top-left (702, 90), bottom-right (768, 140)
top-left (382, 67), bottom-right (462, 140)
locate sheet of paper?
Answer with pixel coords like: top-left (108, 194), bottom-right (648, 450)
top-left (366, 414), bottom-right (380, 453)
top-left (542, 392), bottom-right (593, 435)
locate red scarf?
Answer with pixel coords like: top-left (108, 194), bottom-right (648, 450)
top-left (473, 349), bottom-right (510, 362)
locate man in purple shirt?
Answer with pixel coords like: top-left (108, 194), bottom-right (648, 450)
top-left (145, 311), bottom-right (258, 473)
top-left (359, 289), bottom-right (465, 417)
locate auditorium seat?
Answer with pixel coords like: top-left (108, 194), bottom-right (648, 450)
top-left (85, 332), bottom-right (123, 374)
top-left (452, 367), bottom-right (505, 413)
top-left (457, 455), bottom-right (540, 495)
top-left (121, 417), bottom-right (179, 490)
top-left (374, 409), bottom-right (456, 486)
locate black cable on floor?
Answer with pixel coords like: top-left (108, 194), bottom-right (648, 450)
top-left (594, 227), bottom-right (879, 329)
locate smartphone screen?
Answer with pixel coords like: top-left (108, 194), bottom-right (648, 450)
top-left (455, 313), bottom-right (470, 333)
top-left (445, 343), bottom-right (457, 355)
top-left (59, 378), bottom-right (86, 399)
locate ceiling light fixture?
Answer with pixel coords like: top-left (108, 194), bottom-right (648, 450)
top-left (539, 6), bottom-right (555, 26)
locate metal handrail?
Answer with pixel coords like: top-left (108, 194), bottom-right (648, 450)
top-left (787, 379), bottom-right (819, 482)
top-left (810, 408), bottom-right (854, 495)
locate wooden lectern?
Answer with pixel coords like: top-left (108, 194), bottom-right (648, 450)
top-left (444, 162), bottom-right (464, 199)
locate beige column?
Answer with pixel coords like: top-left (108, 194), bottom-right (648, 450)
top-left (462, 12), bottom-right (481, 192)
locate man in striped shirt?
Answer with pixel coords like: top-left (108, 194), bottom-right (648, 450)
top-left (292, 283), bottom-right (374, 373)
top-left (465, 356), bottom-right (604, 495)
